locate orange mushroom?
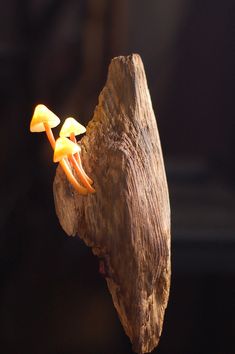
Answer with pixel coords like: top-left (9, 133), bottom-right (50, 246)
top-left (30, 104), bottom-right (60, 149)
top-left (53, 137), bottom-right (88, 195)
top-left (30, 105), bottom-right (88, 195)
top-left (60, 117), bottom-right (86, 141)
top-left (60, 117), bottom-right (94, 188)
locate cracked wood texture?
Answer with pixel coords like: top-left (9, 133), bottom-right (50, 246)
top-left (53, 54), bottom-right (171, 353)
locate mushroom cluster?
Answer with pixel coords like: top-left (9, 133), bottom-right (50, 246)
top-left (30, 104), bottom-right (95, 195)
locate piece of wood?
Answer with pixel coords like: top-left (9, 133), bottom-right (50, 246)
top-left (53, 54), bottom-right (171, 353)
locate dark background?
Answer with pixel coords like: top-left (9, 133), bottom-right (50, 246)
top-left (0, 1), bottom-right (234, 353)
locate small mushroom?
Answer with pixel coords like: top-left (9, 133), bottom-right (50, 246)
top-left (60, 117), bottom-right (94, 189)
top-left (54, 137), bottom-right (88, 195)
top-left (30, 105), bottom-right (88, 195)
top-left (30, 104), bottom-right (60, 149)
top-left (60, 117), bottom-right (86, 140)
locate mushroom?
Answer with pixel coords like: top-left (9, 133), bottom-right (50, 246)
top-left (30, 104), bottom-right (88, 195)
top-left (53, 137), bottom-right (88, 195)
top-left (60, 116), bottom-right (86, 141)
top-left (60, 117), bottom-right (94, 188)
top-left (30, 104), bottom-right (60, 149)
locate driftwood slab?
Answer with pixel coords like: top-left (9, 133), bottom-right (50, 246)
top-left (53, 54), bottom-right (171, 353)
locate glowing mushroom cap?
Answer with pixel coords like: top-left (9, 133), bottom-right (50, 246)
top-left (30, 104), bottom-right (60, 132)
top-left (53, 137), bottom-right (81, 163)
top-left (59, 117), bottom-right (86, 137)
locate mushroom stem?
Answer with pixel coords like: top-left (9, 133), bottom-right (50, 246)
top-left (44, 122), bottom-right (56, 149)
top-left (60, 159), bottom-right (88, 195)
top-left (69, 155), bottom-right (95, 193)
top-left (70, 132), bottom-right (79, 159)
top-left (69, 132), bottom-right (93, 185)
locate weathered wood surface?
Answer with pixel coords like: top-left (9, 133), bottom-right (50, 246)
top-left (53, 54), bottom-right (171, 353)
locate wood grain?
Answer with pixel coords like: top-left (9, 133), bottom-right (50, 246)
top-left (53, 54), bottom-right (171, 353)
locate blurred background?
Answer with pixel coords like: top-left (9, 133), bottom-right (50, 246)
top-left (0, 0), bottom-right (234, 353)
